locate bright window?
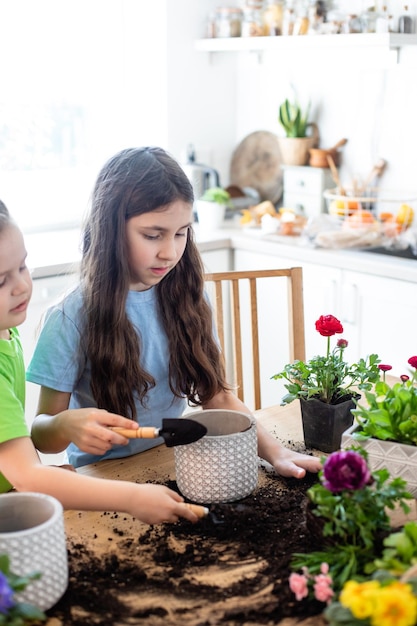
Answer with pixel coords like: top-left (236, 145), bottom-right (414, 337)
top-left (0, 0), bottom-right (168, 233)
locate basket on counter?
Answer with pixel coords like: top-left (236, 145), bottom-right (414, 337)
top-left (323, 187), bottom-right (416, 232)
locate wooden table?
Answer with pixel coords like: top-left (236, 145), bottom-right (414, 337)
top-left (57, 402), bottom-right (415, 626)
top-left (63, 403), bottom-right (306, 543)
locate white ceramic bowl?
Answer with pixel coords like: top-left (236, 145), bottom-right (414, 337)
top-left (0, 492), bottom-right (68, 610)
top-left (174, 410), bottom-right (258, 503)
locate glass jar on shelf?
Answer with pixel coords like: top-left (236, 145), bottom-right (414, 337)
top-left (241, 6), bottom-right (264, 36)
top-left (398, 5), bottom-right (414, 34)
top-left (293, 4), bottom-right (309, 35)
top-left (282, 1), bottom-right (295, 35)
top-left (214, 7), bottom-right (243, 38)
top-left (360, 6), bottom-right (378, 33)
top-left (262, 0), bottom-right (284, 36)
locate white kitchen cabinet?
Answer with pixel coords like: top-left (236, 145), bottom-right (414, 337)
top-left (200, 248), bottom-right (232, 273)
top-left (233, 246), bottom-right (417, 389)
top-left (341, 270), bottom-right (417, 376)
top-left (282, 165), bottom-right (334, 217)
top-left (21, 273), bottom-right (77, 430)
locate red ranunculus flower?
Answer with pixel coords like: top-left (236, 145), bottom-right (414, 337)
top-left (315, 315), bottom-right (343, 337)
top-left (323, 450), bottom-right (371, 493)
top-left (401, 374), bottom-right (410, 382)
top-left (378, 364), bottom-right (392, 372)
top-left (408, 356), bottom-right (417, 369)
top-left (337, 338), bottom-right (348, 349)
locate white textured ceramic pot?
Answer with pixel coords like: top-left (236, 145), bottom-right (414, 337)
top-left (174, 410), bottom-right (258, 503)
top-left (342, 425), bottom-right (417, 498)
top-left (0, 492), bottom-right (68, 610)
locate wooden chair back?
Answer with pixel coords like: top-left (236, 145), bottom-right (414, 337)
top-left (204, 267), bottom-right (305, 410)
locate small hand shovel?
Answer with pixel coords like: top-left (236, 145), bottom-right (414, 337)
top-left (109, 418), bottom-right (207, 447)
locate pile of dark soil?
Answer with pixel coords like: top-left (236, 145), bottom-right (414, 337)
top-left (45, 468), bottom-right (329, 626)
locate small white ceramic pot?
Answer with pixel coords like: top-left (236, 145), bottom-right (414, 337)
top-left (0, 492), bottom-right (68, 611)
top-left (174, 410), bottom-right (258, 503)
top-left (195, 200), bottom-right (225, 233)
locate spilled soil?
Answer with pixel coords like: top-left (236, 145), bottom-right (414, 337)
top-left (44, 466), bottom-right (329, 626)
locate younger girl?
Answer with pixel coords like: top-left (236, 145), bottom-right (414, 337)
top-left (27, 146), bottom-right (320, 477)
top-left (0, 201), bottom-right (199, 524)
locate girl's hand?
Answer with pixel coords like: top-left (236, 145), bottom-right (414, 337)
top-left (127, 484), bottom-right (199, 525)
top-left (59, 408), bottom-right (139, 456)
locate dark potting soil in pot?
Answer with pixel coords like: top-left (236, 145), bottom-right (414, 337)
top-left (43, 448), bottom-right (330, 626)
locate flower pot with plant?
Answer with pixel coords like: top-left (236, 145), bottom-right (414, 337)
top-left (288, 448), bottom-right (415, 624)
top-left (272, 314), bottom-right (380, 453)
top-left (277, 97), bottom-right (319, 166)
top-left (342, 356), bottom-right (417, 496)
top-left (195, 186), bottom-right (231, 233)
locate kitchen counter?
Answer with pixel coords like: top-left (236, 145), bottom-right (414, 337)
top-left (25, 224), bottom-right (417, 283)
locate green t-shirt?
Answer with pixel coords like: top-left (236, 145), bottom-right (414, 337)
top-left (0, 327), bottom-right (29, 492)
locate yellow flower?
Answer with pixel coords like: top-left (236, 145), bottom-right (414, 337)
top-left (371, 582), bottom-right (417, 626)
top-left (340, 580), bottom-right (380, 619)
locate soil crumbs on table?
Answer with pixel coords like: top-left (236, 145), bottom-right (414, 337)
top-left (46, 469), bottom-right (328, 626)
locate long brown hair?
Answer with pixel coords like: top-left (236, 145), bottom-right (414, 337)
top-left (80, 147), bottom-right (229, 418)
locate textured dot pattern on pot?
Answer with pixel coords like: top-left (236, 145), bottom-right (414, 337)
top-left (174, 410), bottom-right (258, 503)
top-left (0, 492), bottom-right (68, 611)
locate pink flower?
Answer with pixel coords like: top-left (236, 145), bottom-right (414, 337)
top-left (289, 572), bottom-right (309, 601)
top-left (408, 356), bottom-right (417, 369)
top-left (378, 364), bottom-right (392, 372)
top-left (313, 574), bottom-right (334, 603)
top-left (401, 375), bottom-right (410, 383)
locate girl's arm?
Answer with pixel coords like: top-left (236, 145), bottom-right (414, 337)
top-left (31, 386), bottom-right (139, 455)
top-left (202, 390), bottom-right (321, 478)
top-left (0, 437), bottom-right (198, 524)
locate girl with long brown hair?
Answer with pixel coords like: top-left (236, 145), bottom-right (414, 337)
top-left (28, 147), bottom-right (320, 477)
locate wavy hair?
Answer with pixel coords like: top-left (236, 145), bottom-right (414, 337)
top-left (80, 147), bottom-right (229, 419)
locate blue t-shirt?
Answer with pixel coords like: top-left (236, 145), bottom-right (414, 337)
top-left (26, 286), bottom-right (187, 467)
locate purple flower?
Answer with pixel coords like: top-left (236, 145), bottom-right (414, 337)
top-left (323, 451), bottom-right (371, 493)
top-left (0, 572), bottom-right (14, 614)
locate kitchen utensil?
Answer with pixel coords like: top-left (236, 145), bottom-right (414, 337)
top-left (326, 154), bottom-right (346, 195)
top-left (185, 502), bottom-right (249, 525)
top-left (182, 144), bottom-right (220, 200)
top-left (110, 418), bottom-right (207, 447)
top-left (309, 138), bottom-right (348, 168)
top-left (360, 158), bottom-right (387, 193)
top-left (230, 131), bottom-right (283, 203)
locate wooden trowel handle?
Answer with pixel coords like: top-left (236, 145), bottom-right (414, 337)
top-left (109, 426), bottom-right (157, 439)
top-left (185, 504), bottom-right (209, 518)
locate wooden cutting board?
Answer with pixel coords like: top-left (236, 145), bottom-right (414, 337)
top-left (230, 130), bottom-right (283, 204)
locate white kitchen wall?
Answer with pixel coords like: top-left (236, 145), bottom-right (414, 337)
top-left (1, 0), bottom-right (416, 230)
top-left (167, 1), bottom-right (417, 200)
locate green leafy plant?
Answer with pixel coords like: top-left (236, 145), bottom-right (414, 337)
top-left (0, 555), bottom-right (46, 624)
top-left (290, 449), bottom-right (412, 592)
top-left (278, 98), bottom-right (311, 138)
top-left (272, 314), bottom-right (381, 405)
top-left (351, 357), bottom-right (417, 446)
top-left (370, 521), bottom-right (417, 575)
top-left (199, 187), bottom-right (231, 206)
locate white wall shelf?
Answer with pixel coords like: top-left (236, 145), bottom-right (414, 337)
top-left (195, 33), bottom-right (417, 53)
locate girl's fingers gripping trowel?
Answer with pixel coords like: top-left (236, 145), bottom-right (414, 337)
top-left (109, 418), bottom-right (207, 447)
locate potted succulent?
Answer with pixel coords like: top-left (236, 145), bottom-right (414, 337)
top-left (272, 314), bottom-right (381, 453)
top-left (195, 186), bottom-right (231, 234)
top-left (277, 97), bottom-right (319, 165)
top-left (342, 356), bottom-right (417, 496)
